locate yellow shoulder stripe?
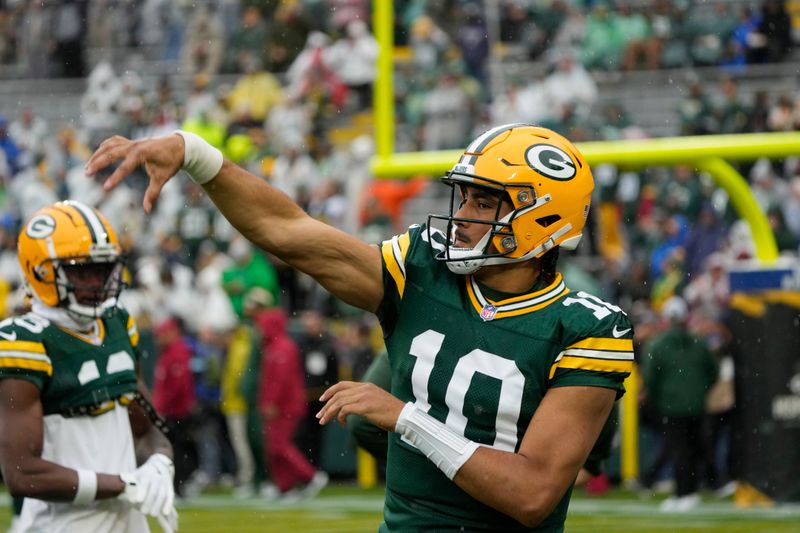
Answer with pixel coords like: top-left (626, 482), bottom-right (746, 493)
top-left (549, 357), bottom-right (633, 379)
top-left (567, 337), bottom-right (633, 352)
top-left (381, 231), bottom-right (411, 298)
top-left (0, 340), bottom-right (46, 353)
top-left (0, 357), bottom-right (53, 376)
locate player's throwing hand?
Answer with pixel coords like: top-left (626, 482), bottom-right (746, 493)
top-left (85, 134), bottom-right (186, 213)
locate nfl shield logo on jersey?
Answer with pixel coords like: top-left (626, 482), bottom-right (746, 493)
top-left (480, 304), bottom-right (497, 322)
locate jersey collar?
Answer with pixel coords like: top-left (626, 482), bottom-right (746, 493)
top-left (466, 272), bottom-right (568, 321)
top-left (60, 319), bottom-right (106, 346)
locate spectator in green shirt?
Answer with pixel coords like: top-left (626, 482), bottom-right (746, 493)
top-left (642, 296), bottom-right (718, 512)
top-left (222, 235), bottom-right (280, 318)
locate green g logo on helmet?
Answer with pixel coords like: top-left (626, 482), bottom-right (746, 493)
top-left (524, 144), bottom-right (576, 181)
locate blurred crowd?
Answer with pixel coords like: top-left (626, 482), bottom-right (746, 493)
top-left (0, 1), bottom-right (795, 78)
top-left (0, 0), bottom-right (799, 502)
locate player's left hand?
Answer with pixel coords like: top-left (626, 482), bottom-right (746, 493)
top-left (119, 453), bottom-right (175, 517)
top-left (317, 381), bottom-right (405, 431)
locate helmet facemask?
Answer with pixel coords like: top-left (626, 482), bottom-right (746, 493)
top-left (41, 246), bottom-right (126, 321)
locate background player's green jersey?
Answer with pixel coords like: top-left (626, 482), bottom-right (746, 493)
top-left (0, 308), bottom-right (140, 415)
top-left (377, 225), bottom-right (634, 532)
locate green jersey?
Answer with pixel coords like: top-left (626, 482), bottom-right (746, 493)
top-left (378, 225), bottom-right (633, 532)
top-left (0, 308), bottom-right (141, 415)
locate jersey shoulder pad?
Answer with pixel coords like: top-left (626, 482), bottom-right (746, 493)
top-left (381, 224), bottom-right (441, 298)
top-left (0, 313), bottom-right (53, 380)
top-left (108, 306), bottom-right (140, 348)
top-left (554, 290), bottom-right (634, 377)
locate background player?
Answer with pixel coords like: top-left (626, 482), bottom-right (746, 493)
top-left (0, 201), bottom-right (178, 532)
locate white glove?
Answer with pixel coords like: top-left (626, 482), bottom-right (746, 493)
top-left (156, 505), bottom-right (179, 533)
top-left (119, 453), bottom-right (176, 519)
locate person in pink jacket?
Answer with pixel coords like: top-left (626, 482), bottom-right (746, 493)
top-left (254, 308), bottom-right (328, 500)
top-left (152, 317), bottom-right (196, 496)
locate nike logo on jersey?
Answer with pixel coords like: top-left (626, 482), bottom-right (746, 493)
top-left (0, 330), bottom-right (17, 341)
top-left (612, 326), bottom-right (631, 338)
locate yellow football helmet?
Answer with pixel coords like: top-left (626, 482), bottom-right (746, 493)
top-left (18, 201), bottom-right (124, 318)
top-left (429, 124), bottom-right (594, 274)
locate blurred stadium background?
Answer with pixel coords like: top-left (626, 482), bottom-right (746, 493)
top-left (2, 0), bottom-right (800, 531)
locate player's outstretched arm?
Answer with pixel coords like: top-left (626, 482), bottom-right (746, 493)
top-left (86, 133), bottom-right (383, 312)
top-left (0, 379), bottom-right (126, 501)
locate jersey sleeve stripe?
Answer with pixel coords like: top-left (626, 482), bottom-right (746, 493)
top-left (0, 351), bottom-right (52, 363)
top-left (128, 327), bottom-right (140, 347)
top-left (381, 239), bottom-right (405, 297)
top-left (381, 232), bottom-right (411, 299)
top-left (394, 232), bottom-right (411, 276)
top-left (0, 356), bottom-right (53, 376)
top-left (0, 340), bottom-right (47, 354)
top-left (127, 315), bottom-right (140, 347)
top-left (548, 357), bottom-right (632, 379)
top-left (559, 348), bottom-right (634, 361)
top-left (566, 337), bottom-right (633, 352)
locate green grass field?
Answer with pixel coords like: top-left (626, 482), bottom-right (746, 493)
top-left (2, 484), bottom-right (799, 532)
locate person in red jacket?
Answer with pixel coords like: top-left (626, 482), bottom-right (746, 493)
top-left (254, 308), bottom-right (328, 500)
top-left (152, 317), bottom-right (196, 496)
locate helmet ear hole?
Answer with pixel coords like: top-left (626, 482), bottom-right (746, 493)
top-left (33, 264), bottom-right (47, 281)
top-left (536, 215), bottom-right (561, 228)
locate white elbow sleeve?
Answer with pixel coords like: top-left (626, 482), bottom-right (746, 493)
top-left (174, 130), bottom-right (224, 185)
top-left (395, 402), bottom-right (480, 480)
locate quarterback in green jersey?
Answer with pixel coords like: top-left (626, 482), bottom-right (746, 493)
top-left (0, 201), bottom-right (177, 533)
top-left (88, 124), bottom-right (633, 531)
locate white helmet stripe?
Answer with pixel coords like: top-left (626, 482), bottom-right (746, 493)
top-left (45, 236), bottom-right (57, 260)
top-left (66, 201), bottom-right (108, 245)
top-left (460, 123), bottom-right (529, 165)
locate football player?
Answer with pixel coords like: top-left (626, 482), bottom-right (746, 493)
top-left (87, 124), bottom-right (633, 531)
top-left (0, 201), bottom-right (178, 533)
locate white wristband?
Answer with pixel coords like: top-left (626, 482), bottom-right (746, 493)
top-left (395, 402), bottom-right (480, 480)
top-left (73, 468), bottom-right (97, 505)
top-left (174, 130), bottom-right (223, 185)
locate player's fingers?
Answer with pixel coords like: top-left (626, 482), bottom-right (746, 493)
top-left (154, 483), bottom-right (168, 516)
top-left (336, 405), bottom-right (354, 426)
top-left (102, 151), bottom-right (142, 192)
top-left (321, 391), bottom-right (362, 426)
top-left (162, 484), bottom-right (175, 516)
top-left (317, 393), bottom-right (346, 425)
top-left (143, 174), bottom-right (168, 214)
top-left (157, 513), bottom-right (175, 533)
top-left (316, 401), bottom-right (334, 424)
top-left (85, 136), bottom-right (131, 176)
top-left (142, 480), bottom-right (161, 516)
top-left (319, 380), bottom-right (356, 402)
